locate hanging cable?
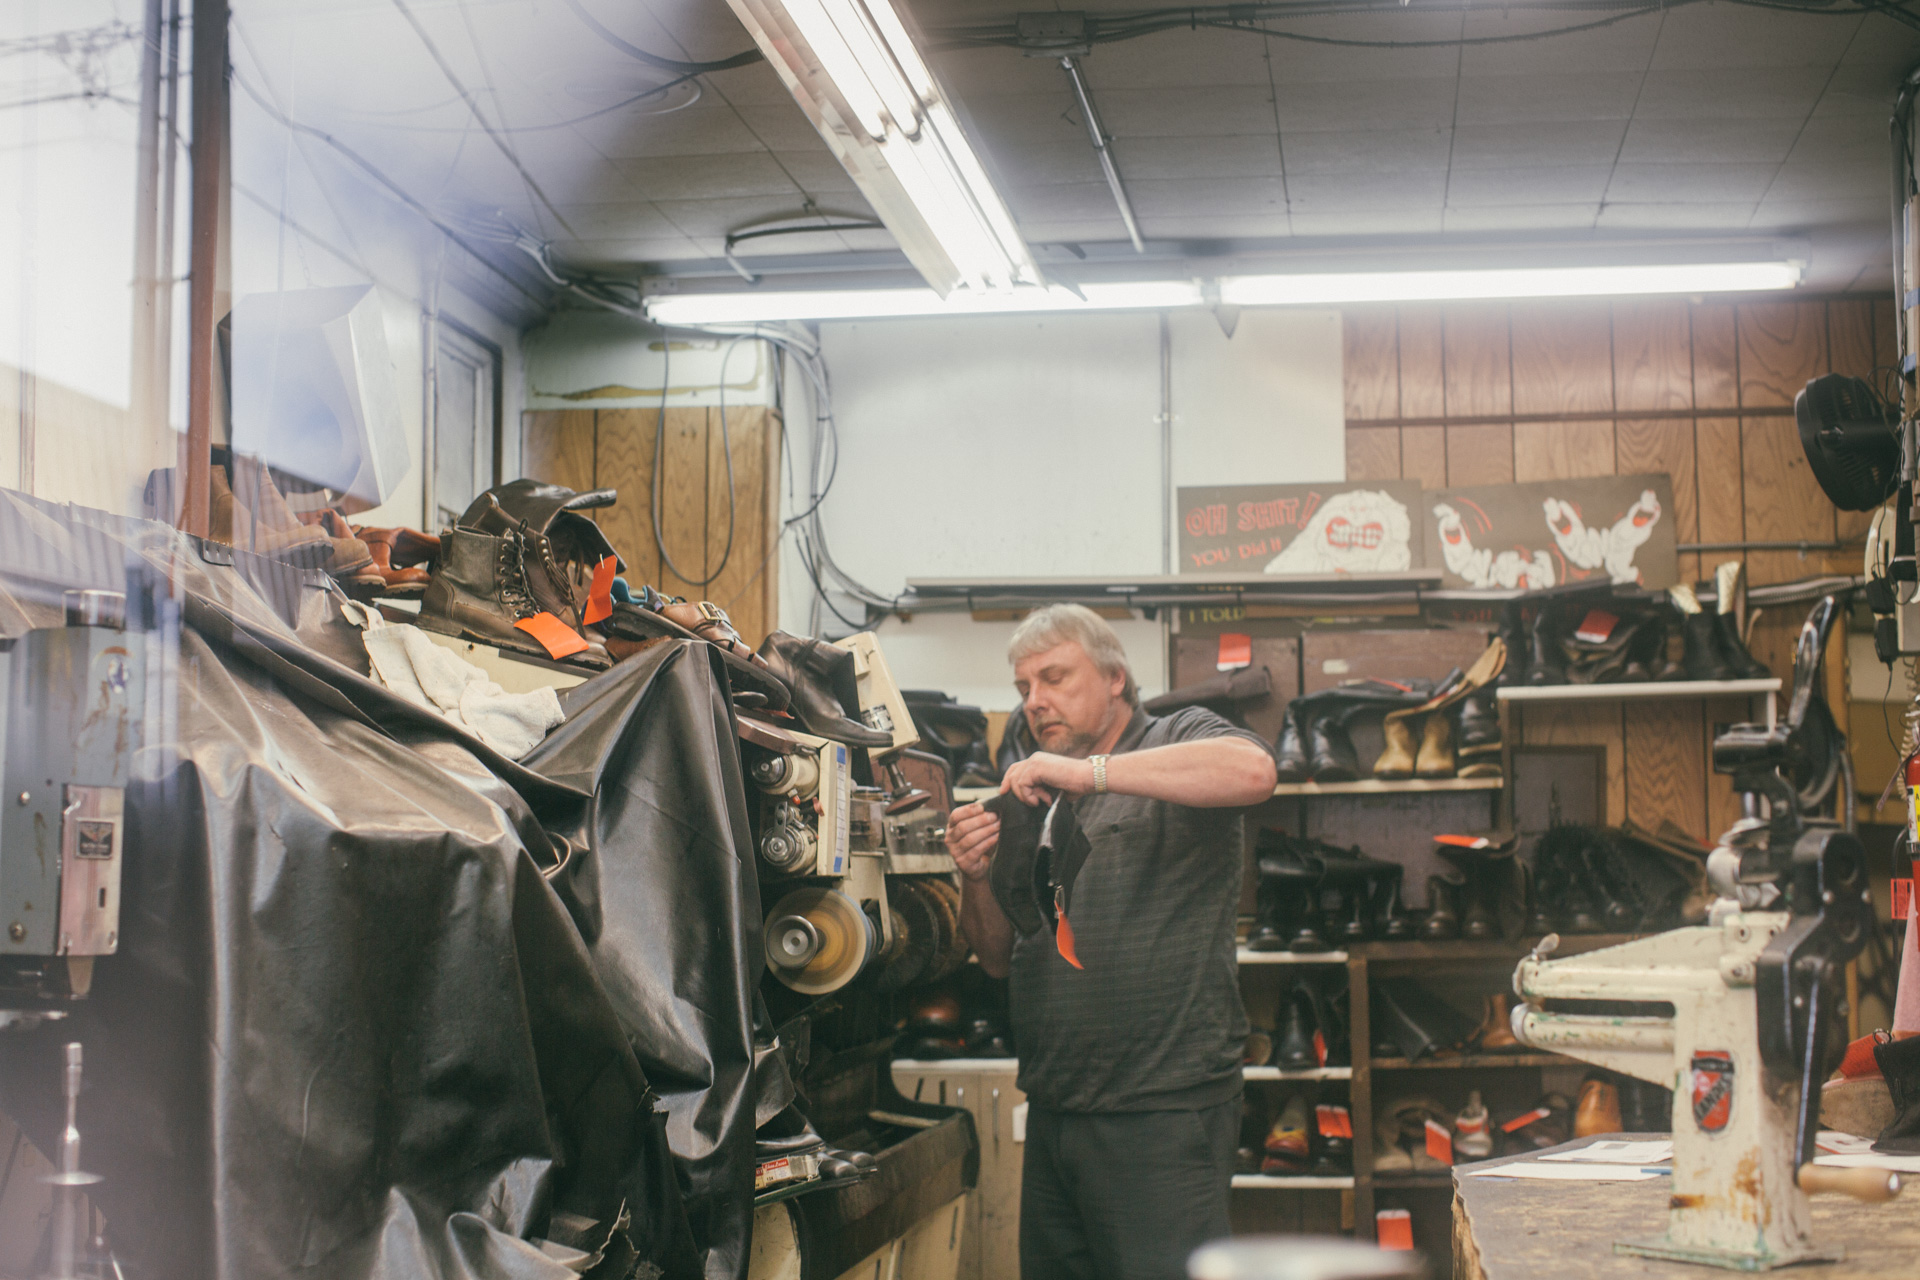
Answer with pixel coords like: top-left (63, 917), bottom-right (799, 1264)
top-left (650, 339), bottom-right (737, 588)
top-left (562, 0), bottom-right (764, 73)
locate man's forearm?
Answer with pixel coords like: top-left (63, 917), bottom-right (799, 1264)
top-left (1104, 737), bottom-right (1277, 808)
top-left (960, 875), bottom-right (1016, 979)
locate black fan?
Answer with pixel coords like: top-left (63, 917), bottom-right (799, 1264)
top-left (1795, 373), bottom-right (1899, 511)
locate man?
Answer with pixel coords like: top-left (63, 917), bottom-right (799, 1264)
top-left (944, 604), bottom-right (1278, 1280)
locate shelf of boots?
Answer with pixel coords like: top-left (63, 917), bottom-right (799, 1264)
top-left (1369, 1052), bottom-right (1575, 1071)
top-left (1244, 1065), bottom-right (1353, 1081)
top-left (1495, 678), bottom-right (1778, 702)
top-left (1230, 1174), bottom-right (1356, 1190)
top-left (1351, 934), bottom-right (1635, 964)
top-left (1237, 947), bottom-right (1349, 964)
top-left (1270, 776), bottom-right (1503, 796)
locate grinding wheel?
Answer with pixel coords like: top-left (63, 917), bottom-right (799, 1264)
top-left (876, 878), bottom-right (940, 992)
top-left (764, 887), bottom-right (875, 995)
top-left (917, 876), bottom-right (970, 981)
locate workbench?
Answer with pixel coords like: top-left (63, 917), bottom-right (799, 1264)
top-left (1451, 1135), bottom-right (1920, 1279)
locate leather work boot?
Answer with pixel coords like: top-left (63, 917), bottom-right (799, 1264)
top-left (1275, 704), bottom-right (1311, 781)
top-left (757, 632), bottom-right (893, 748)
top-left (1672, 583), bottom-right (1735, 681)
top-left (1373, 712), bottom-right (1418, 779)
top-left (1420, 875), bottom-right (1460, 940)
top-left (1526, 606), bottom-right (1567, 685)
top-left (469, 493), bottom-right (588, 626)
top-left (420, 526), bottom-right (607, 665)
top-left (1306, 709), bottom-right (1361, 782)
top-left (1872, 1032), bottom-right (1920, 1154)
top-left (1272, 981), bottom-right (1318, 1070)
top-left (1713, 561), bottom-right (1770, 679)
top-left (356, 526), bottom-right (432, 596)
top-left (1575, 1075), bottom-right (1623, 1137)
top-left (1455, 691), bottom-right (1500, 757)
top-left (1414, 713), bottom-right (1455, 779)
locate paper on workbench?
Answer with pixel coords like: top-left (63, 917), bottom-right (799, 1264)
top-left (1464, 1162), bottom-right (1665, 1181)
top-left (1813, 1152), bottom-right (1920, 1173)
top-left (1815, 1131), bottom-right (1877, 1156)
top-left (1539, 1140), bottom-right (1672, 1165)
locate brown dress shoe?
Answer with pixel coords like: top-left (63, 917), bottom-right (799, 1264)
top-left (1574, 1075), bottom-right (1623, 1137)
top-left (355, 526), bottom-right (432, 596)
top-left (356, 525), bottom-right (440, 568)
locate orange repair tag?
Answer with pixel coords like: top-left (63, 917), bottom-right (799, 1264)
top-left (1376, 1209), bottom-right (1414, 1251)
top-left (1216, 632), bottom-right (1252, 671)
top-left (1316, 1104), bottom-right (1353, 1138)
top-left (1895, 877), bottom-right (1913, 923)
top-left (1425, 1118), bottom-right (1453, 1165)
top-left (1055, 910), bottom-right (1083, 970)
top-left (515, 612), bottom-right (589, 659)
top-left (1501, 1106), bottom-right (1552, 1134)
top-left (582, 556), bottom-right (616, 627)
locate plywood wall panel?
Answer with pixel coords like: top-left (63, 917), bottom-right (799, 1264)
top-left (1829, 299), bottom-right (1884, 546)
top-left (1442, 303), bottom-right (1512, 417)
top-left (705, 406), bottom-right (773, 644)
top-left (1446, 423), bottom-right (1514, 486)
top-left (1704, 694), bottom-right (1749, 840)
top-left (1512, 420), bottom-right (1615, 483)
top-left (1401, 425), bottom-right (1448, 490)
top-left (1398, 305), bottom-right (1447, 418)
top-left (1624, 700), bottom-right (1708, 840)
top-left (522, 410), bottom-right (596, 494)
top-left (1344, 307), bottom-right (1399, 419)
top-left (1737, 301), bottom-right (1827, 407)
top-left (1347, 427), bottom-right (1401, 481)
top-left (1613, 299), bottom-right (1694, 411)
top-left (593, 409), bottom-right (661, 587)
top-left (1695, 417), bottom-right (1744, 563)
top-left (1510, 301), bottom-right (1614, 415)
top-left (1616, 419), bottom-right (1701, 581)
top-left (655, 408), bottom-right (713, 599)
top-left (1692, 304), bottom-right (1740, 409)
top-left (1741, 415), bottom-right (1836, 584)
top-left (1523, 703), bottom-right (1626, 825)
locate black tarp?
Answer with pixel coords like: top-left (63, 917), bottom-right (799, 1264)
top-left (0, 490), bottom-right (785, 1280)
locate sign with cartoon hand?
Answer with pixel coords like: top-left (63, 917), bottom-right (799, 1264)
top-left (1425, 473), bottom-right (1677, 590)
top-left (1175, 481), bottom-right (1424, 576)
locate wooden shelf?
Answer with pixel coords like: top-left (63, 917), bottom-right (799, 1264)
top-left (1371, 1053), bottom-right (1575, 1070)
top-left (1371, 1171), bottom-right (1456, 1189)
top-left (1231, 1173), bottom-right (1355, 1190)
top-left (1354, 934), bottom-right (1635, 963)
top-left (1244, 1065), bottom-right (1353, 1081)
top-left (1497, 678), bottom-right (1777, 702)
top-left (1238, 947), bottom-right (1349, 964)
top-left (893, 1058), bottom-right (1019, 1072)
top-left (1272, 776), bottom-right (1503, 796)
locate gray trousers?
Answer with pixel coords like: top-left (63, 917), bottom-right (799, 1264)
top-left (1019, 1096), bottom-right (1239, 1280)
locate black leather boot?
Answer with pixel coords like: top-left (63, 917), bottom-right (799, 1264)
top-left (1713, 560), bottom-right (1770, 679)
top-left (1310, 1101), bottom-right (1354, 1175)
top-left (1648, 609), bottom-right (1688, 682)
top-left (1248, 876), bottom-right (1288, 952)
top-left (1421, 875), bottom-right (1460, 940)
top-left (1372, 864), bottom-right (1413, 940)
top-left (757, 631), bottom-right (894, 747)
top-left (1498, 602), bottom-right (1529, 687)
top-left (1461, 872), bottom-right (1498, 939)
top-left (1275, 704), bottom-right (1310, 781)
top-left (1272, 981), bottom-right (1318, 1070)
top-left (1527, 606), bottom-right (1567, 685)
top-left (1306, 709), bottom-right (1361, 781)
top-left (1872, 1034), bottom-right (1920, 1154)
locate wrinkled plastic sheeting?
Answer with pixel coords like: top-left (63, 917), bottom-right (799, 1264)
top-left (0, 491), bottom-right (788, 1280)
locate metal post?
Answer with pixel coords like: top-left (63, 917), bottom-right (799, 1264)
top-left (130, 0), bottom-right (165, 436)
top-left (154, 0), bottom-right (183, 454)
top-left (1160, 311), bottom-right (1172, 575)
top-left (181, 0), bottom-right (230, 538)
top-left (1060, 56), bottom-right (1144, 254)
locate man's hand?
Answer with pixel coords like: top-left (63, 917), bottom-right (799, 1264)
top-left (945, 802), bottom-right (1002, 882)
top-left (998, 751), bottom-right (1095, 807)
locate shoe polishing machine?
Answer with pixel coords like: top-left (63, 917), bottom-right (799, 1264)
top-left (0, 591), bottom-right (146, 1028)
top-left (1511, 642), bottom-right (1900, 1268)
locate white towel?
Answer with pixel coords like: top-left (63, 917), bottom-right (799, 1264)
top-left (351, 607), bottom-right (564, 759)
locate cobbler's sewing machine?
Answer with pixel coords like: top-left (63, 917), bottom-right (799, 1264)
top-left (1513, 605), bottom-right (1902, 1269)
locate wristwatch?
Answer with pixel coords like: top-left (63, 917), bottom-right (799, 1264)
top-left (1089, 754), bottom-right (1110, 794)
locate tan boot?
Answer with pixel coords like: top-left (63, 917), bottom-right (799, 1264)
top-left (1374, 712), bottom-right (1418, 778)
top-left (227, 454), bottom-right (331, 566)
top-left (1574, 1076), bottom-right (1622, 1137)
top-left (1415, 713), bottom-right (1455, 778)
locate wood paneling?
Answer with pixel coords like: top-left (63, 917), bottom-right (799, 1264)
top-left (1613, 299), bottom-right (1694, 411)
top-left (1346, 427), bottom-right (1400, 482)
top-left (1692, 304), bottom-right (1741, 409)
top-left (1524, 703), bottom-right (1626, 825)
top-left (1738, 301), bottom-right (1827, 407)
top-left (1344, 308), bottom-right (1399, 420)
top-left (1830, 299), bottom-right (1884, 546)
top-left (594, 409), bottom-right (659, 588)
top-left (1513, 420), bottom-right (1615, 483)
top-left (1401, 425), bottom-right (1447, 490)
top-left (1442, 303), bottom-right (1512, 417)
top-left (1510, 302), bottom-right (1614, 415)
top-left (522, 410), bottom-right (595, 495)
top-left (1616, 419), bottom-right (1700, 581)
top-left (1695, 417), bottom-right (1745, 565)
top-left (1398, 305), bottom-right (1446, 418)
top-left (1741, 415), bottom-right (1835, 584)
top-left (1446, 423), bottom-right (1513, 486)
top-left (1624, 700), bottom-right (1707, 837)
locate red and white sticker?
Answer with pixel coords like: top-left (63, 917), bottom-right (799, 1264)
top-left (1376, 1209), bottom-right (1414, 1251)
top-left (1894, 877), bottom-right (1912, 923)
top-left (1501, 1106), bottom-right (1552, 1134)
top-left (1425, 1117), bottom-right (1454, 1165)
top-left (1316, 1104), bottom-right (1353, 1138)
top-left (1691, 1052), bottom-right (1735, 1133)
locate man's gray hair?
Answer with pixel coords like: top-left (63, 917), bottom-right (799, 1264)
top-left (1008, 603), bottom-right (1139, 706)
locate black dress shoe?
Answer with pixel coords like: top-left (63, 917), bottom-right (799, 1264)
top-left (1527, 607), bottom-right (1567, 685)
top-left (757, 631), bottom-right (893, 747)
top-left (1310, 1103), bottom-right (1354, 1176)
top-left (1306, 710), bottom-right (1361, 781)
top-left (1275, 705), bottom-right (1311, 781)
top-left (1272, 982), bottom-right (1318, 1070)
top-left (1421, 875), bottom-right (1460, 940)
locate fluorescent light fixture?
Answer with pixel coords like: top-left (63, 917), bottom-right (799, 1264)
top-left (648, 281), bottom-right (1204, 326)
top-left (725, 0), bottom-right (1039, 297)
top-left (1219, 260), bottom-right (1802, 306)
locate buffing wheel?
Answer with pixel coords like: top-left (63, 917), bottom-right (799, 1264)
top-left (764, 886), bottom-right (876, 994)
top-left (876, 878), bottom-right (941, 992)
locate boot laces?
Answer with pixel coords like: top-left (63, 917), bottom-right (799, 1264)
top-left (495, 532), bottom-right (538, 618)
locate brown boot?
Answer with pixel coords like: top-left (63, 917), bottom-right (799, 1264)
top-left (357, 525), bottom-right (440, 568)
top-left (225, 455), bottom-right (332, 567)
top-left (1574, 1075), bottom-right (1623, 1137)
top-left (1415, 713), bottom-right (1455, 778)
top-left (1374, 713), bottom-right (1418, 778)
top-left (1474, 993), bottom-right (1521, 1053)
top-left (355, 527), bottom-right (431, 596)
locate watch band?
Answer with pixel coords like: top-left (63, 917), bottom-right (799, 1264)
top-left (1090, 754), bottom-right (1110, 794)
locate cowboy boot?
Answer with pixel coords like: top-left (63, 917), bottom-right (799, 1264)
top-left (1714, 560), bottom-right (1770, 679)
top-left (1248, 875), bottom-right (1289, 952)
top-left (1871, 1034), bottom-right (1920, 1154)
top-left (1414, 712), bottom-right (1456, 779)
top-left (1497, 601), bottom-right (1529, 688)
top-left (1371, 863), bottom-right (1414, 941)
top-left (1374, 711), bottom-right (1418, 779)
top-left (1647, 607), bottom-right (1688, 682)
top-left (1306, 708), bottom-right (1361, 782)
top-left (1421, 875), bottom-right (1460, 940)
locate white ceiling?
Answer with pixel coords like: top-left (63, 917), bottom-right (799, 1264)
top-left (235, 0), bottom-right (1920, 298)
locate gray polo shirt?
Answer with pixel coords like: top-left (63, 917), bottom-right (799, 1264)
top-left (1007, 705), bottom-right (1270, 1113)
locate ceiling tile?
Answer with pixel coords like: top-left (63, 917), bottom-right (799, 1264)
top-left (617, 152), bottom-right (800, 200)
top-left (1617, 117), bottom-right (1805, 165)
top-left (545, 203), bottom-right (682, 239)
top-left (1604, 163), bottom-right (1777, 203)
top-left (931, 47), bottom-right (1080, 96)
top-left (1287, 169), bottom-right (1449, 211)
top-left (1287, 209), bottom-right (1447, 236)
top-left (1017, 220), bottom-right (1141, 245)
top-left (1135, 214), bottom-right (1296, 239)
top-left (1454, 73), bottom-right (1644, 125)
top-left (984, 139), bottom-right (1109, 187)
top-left (1633, 67), bottom-right (1829, 121)
top-left (1074, 28), bottom-right (1274, 90)
top-left (549, 236), bottom-right (706, 266)
top-left (1647, 7), bottom-right (1862, 71)
top-left (1096, 85), bottom-right (1279, 137)
top-left (965, 93), bottom-right (1092, 147)
top-left (769, 150), bottom-right (860, 195)
top-left (1458, 12), bottom-right (1661, 77)
top-left (1005, 183), bottom-right (1134, 222)
top-left (1449, 120), bottom-right (1627, 169)
top-left (1787, 114), bottom-right (1888, 163)
top-left (582, 105), bottom-right (773, 160)
top-left (1593, 202), bottom-right (1760, 229)
top-left (1281, 128), bottom-right (1452, 175)
top-left (1271, 78), bottom-right (1457, 133)
top-left (725, 104), bottom-right (829, 153)
top-left (1128, 177), bottom-right (1290, 216)
top-left (1762, 162), bottom-right (1892, 204)
top-left (1109, 134), bottom-right (1284, 180)
top-left (1749, 198), bottom-right (1887, 230)
top-left (1259, 13), bottom-right (1466, 85)
top-left (1441, 205), bottom-right (1600, 232)
top-left (650, 194), bottom-right (847, 238)
top-left (697, 63), bottom-right (797, 108)
top-left (1446, 166), bottom-right (1615, 207)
